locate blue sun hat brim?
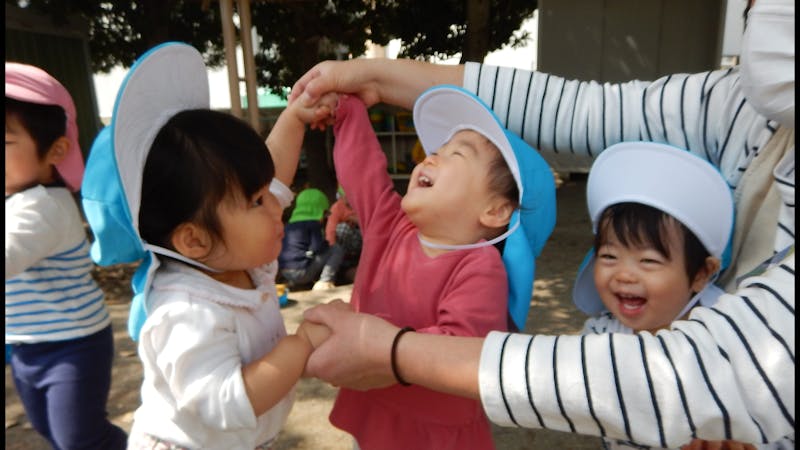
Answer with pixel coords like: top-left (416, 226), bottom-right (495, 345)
top-left (572, 142), bottom-right (735, 316)
top-left (80, 42), bottom-right (210, 340)
top-left (414, 85), bottom-right (557, 330)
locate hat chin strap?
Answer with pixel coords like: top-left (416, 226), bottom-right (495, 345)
top-left (417, 219), bottom-right (520, 251)
top-left (144, 243), bottom-right (224, 273)
top-left (673, 273), bottom-right (723, 321)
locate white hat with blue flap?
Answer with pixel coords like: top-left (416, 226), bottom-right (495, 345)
top-left (413, 85), bottom-right (557, 331)
top-left (572, 141), bottom-right (735, 318)
top-left (81, 42), bottom-right (216, 341)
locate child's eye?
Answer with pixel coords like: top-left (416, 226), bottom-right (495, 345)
top-left (598, 252), bottom-right (616, 261)
top-left (641, 257), bottom-right (663, 265)
top-left (251, 195), bottom-right (264, 207)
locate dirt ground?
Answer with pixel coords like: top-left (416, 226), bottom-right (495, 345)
top-left (5, 176), bottom-right (604, 449)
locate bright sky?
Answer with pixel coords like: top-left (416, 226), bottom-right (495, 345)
top-left (92, 14), bottom-right (538, 119)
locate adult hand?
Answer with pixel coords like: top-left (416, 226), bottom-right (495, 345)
top-left (303, 300), bottom-right (400, 390)
top-left (289, 60), bottom-right (383, 111)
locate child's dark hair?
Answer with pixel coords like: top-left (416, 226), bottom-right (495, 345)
top-left (5, 97), bottom-right (66, 158)
top-left (486, 137), bottom-right (519, 256)
top-left (594, 203), bottom-right (710, 280)
top-left (139, 109), bottom-right (275, 249)
top-left (487, 144), bottom-right (520, 212)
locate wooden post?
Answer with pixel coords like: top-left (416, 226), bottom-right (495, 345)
top-left (219, 0), bottom-right (243, 118)
top-left (237, 0), bottom-right (261, 133)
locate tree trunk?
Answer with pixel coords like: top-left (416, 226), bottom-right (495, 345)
top-left (292, 10), bottom-right (337, 201)
top-left (462, 0), bottom-right (491, 63)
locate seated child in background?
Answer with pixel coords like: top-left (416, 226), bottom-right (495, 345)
top-left (315, 86), bottom-right (556, 450)
top-left (572, 142), bottom-right (791, 450)
top-left (325, 185), bottom-right (362, 282)
top-left (277, 187), bottom-right (344, 291)
top-left (6, 62), bottom-right (128, 450)
top-left (81, 42), bottom-right (330, 449)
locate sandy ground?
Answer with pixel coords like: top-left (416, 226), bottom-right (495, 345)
top-left (5, 176), bottom-right (604, 449)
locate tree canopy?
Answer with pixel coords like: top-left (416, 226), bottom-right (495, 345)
top-left (11, 0), bottom-right (537, 93)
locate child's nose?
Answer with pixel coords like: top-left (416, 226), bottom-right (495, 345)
top-left (423, 153), bottom-right (439, 165)
top-left (612, 266), bottom-right (638, 284)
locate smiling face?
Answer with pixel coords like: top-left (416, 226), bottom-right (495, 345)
top-left (401, 129), bottom-right (512, 247)
top-left (593, 216), bottom-right (711, 333)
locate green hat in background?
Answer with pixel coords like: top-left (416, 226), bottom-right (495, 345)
top-left (289, 188), bottom-right (329, 223)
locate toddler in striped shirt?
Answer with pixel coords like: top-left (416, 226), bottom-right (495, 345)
top-left (5, 62), bottom-right (127, 449)
top-left (573, 142), bottom-right (790, 450)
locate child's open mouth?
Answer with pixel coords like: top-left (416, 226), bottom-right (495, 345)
top-left (417, 174), bottom-right (433, 187)
top-left (616, 293), bottom-right (646, 316)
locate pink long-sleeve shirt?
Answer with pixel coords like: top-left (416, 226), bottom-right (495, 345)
top-left (328, 95), bottom-right (509, 450)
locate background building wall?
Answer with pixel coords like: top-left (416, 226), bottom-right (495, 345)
top-left (537, 0), bottom-right (725, 83)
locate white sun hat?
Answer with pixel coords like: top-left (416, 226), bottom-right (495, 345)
top-left (413, 85), bottom-right (557, 330)
top-left (81, 42), bottom-right (213, 340)
top-left (572, 141), bottom-right (735, 316)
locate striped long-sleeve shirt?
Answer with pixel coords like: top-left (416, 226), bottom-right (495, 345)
top-left (466, 63), bottom-right (795, 447)
top-left (480, 248), bottom-right (794, 447)
top-left (462, 63), bottom-right (795, 261)
top-left (582, 308), bottom-right (794, 449)
top-left (6, 186), bottom-right (111, 343)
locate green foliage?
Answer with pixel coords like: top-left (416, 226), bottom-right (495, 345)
top-left (11, 0), bottom-right (225, 73)
top-left (370, 0), bottom-right (537, 62)
top-left (10, 0), bottom-right (536, 94)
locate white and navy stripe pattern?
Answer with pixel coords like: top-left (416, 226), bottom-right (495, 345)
top-left (468, 63), bottom-right (795, 448)
top-left (463, 63), bottom-right (780, 190)
top-left (773, 152), bottom-right (796, 257)
top-left (463, 63), bottom-right (795, 260)
top-left (6, 238), bottom-right (111, 343)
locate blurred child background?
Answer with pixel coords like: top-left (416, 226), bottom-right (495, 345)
top-left (324, 186), bottom-right (362, 284)
top-left (278, 186), bottom-right (345, 290)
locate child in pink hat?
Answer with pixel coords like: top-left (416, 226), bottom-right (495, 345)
top-left (5, 62), bottom-right (127, 449)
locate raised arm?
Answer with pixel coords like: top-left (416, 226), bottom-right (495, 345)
top-left (290, 59), bottom-right (464, 111)
top-left (305, 247), bottom-right (795, 446)
top-left (266, 93), bottom-right (337, 187)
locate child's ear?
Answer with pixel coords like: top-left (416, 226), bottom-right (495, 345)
top-left (171, 223), bottom-right (213, 260)
top-left (480, 199), bottom-right (514, 229)
top-left (44, 136), bottom-right (71, 165)
top-left (691, 256), bottom-right (721, 292)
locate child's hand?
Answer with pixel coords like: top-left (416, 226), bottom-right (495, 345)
top-left (290, 91), bottom-right (338, 131)
top-left (297, 319), bottom-right (331, 349)
top-left (310, 92), bottom-right (338, 131)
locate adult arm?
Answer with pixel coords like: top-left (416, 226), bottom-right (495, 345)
top-left (480, 247), bottom-right (795, 447)
top-left (303, 300), bottom-right (483, 398)
top-left (462, 63), bottom-right (777, 188)
top-left (291, 59), bottom-right (464, 111)
top-left (292, 58), bottom-right (775, 188)
top-left (305, 247), bottom-right (795, 446)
